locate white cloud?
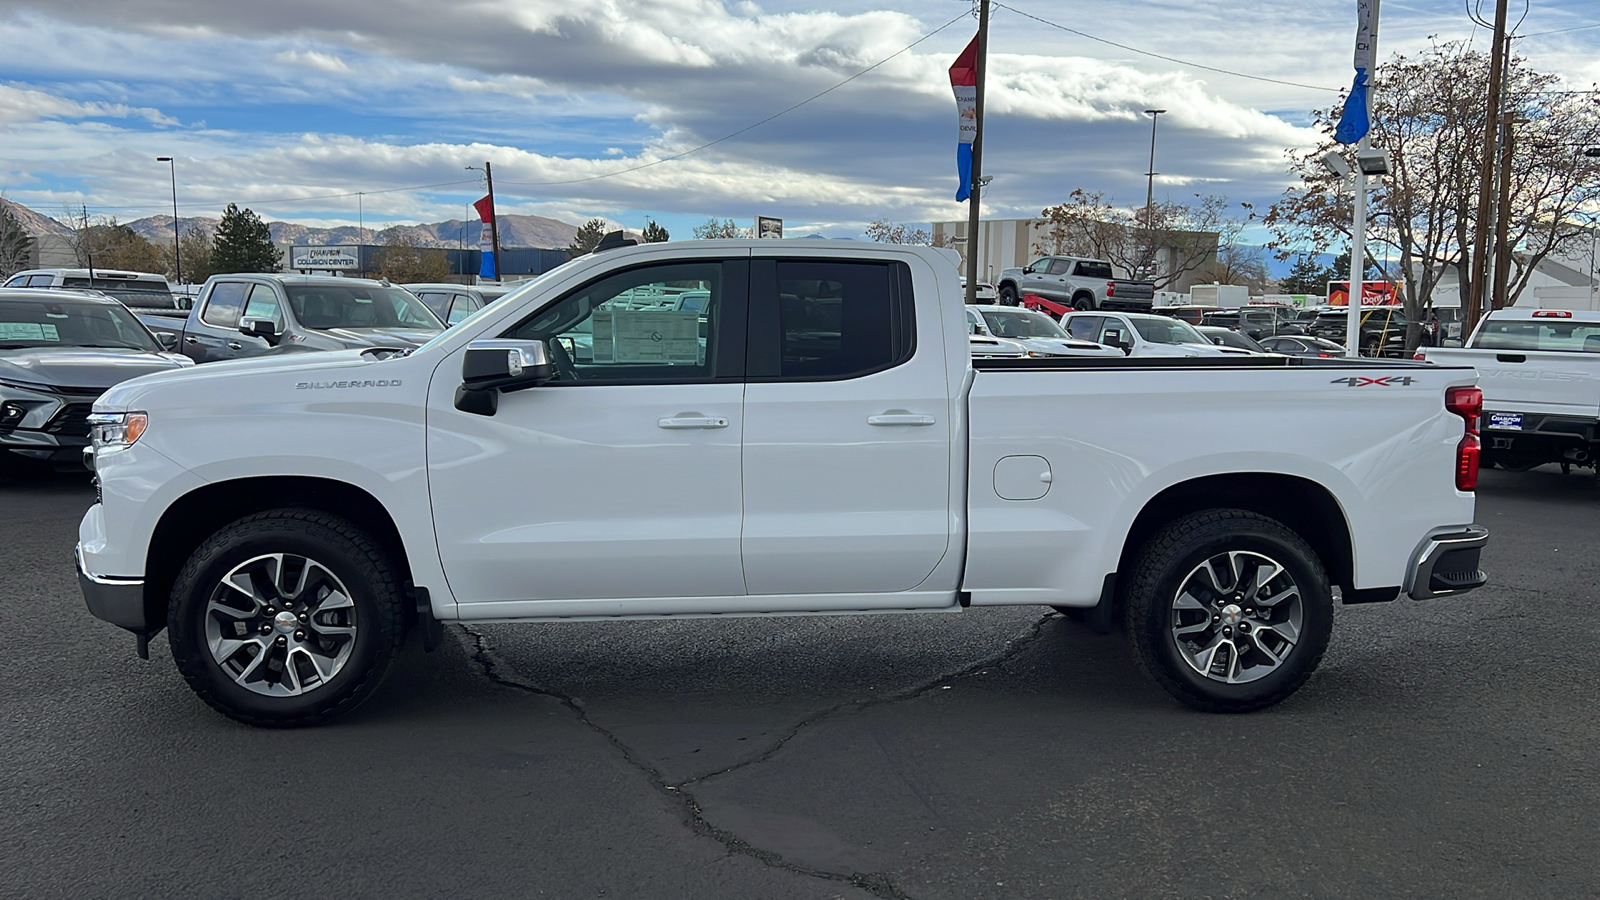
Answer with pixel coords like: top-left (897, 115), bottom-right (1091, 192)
top-left (0, 83), bottom-right (174, 126)
top-left (271, 49), bottom-right (351, 73)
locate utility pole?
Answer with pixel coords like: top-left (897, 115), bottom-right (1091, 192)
top-left (1143, 109), bottom-right (1166, 282)
top-left (484, 161), bottom-right (502, 282)
top-left (1491, 36), bottom-right (1517, 311)
top-left (962, 0), bottom-right (989, 306)
top-left (156, 157), bottom-right (181, 285)
top-left (1466, 0), bottom-right (1509, 338)
top-left (357, 191), bottom-right (366, 277)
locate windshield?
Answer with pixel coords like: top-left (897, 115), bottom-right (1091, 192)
top-left (1130, 316), bottom-right (1209, 345)
top-left (980, 309), bottom-right (1068, 339)
top-left (285, 285), bottom-right (443, 331)
top-left (60, 277), bottom-right (174, 308)
top-left (1472, 319), bottom-right (1600, 353)
top-left (0, 299), bottom-right (160, 351)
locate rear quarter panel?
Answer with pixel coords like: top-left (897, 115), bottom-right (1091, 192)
top-left (963, 362), bottom-right (1479, 605)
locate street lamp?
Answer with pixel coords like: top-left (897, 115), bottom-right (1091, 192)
top-left (155, 157), bottom-right (180, 285)
top-left (1143, 109), bottom-right (1166, 280)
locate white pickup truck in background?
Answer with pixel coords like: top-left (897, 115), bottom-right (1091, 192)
top-left (76, 240), bottom-right (1489, 727)
top-left (1417, 308), bottom-right (1600, 475)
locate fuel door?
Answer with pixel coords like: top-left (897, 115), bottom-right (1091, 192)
top-left (993, 455), bottom-right (1052, 501)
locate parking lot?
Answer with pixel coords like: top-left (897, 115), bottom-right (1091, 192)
top-left (3, 465), bottom-right (1597, 899)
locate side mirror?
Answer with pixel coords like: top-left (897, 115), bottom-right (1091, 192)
top-left (155, 332), bottom-right (178, 351)
top-left (239, 317), bottom-right (280, 345)
top-left (455, 339), bottom-right (554, 416)
top-left (1022, 265), bottom-right (1035, 274)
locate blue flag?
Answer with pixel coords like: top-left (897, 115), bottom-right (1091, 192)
top-left (1335, 68), bottom-right (1370, 145)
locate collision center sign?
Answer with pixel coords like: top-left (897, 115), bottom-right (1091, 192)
top-left (290, 246), bottom-right (360, 270)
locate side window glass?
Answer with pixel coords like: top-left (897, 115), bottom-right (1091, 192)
top-left (447, 295), bottom-right (477, 325)
top-left (772, 260), bottom-right (910, 379)
top-left (1028, 257), bottom-right (1051, 272)
top-left (1049, 259), bottom-right (1073, 276)
top-left (1097, 320), bottom-right (1124, 344)
top-left (201, 282), bottom-right (248, 328)
top-left (1065, 316), bottom-right (1101, 341)
top-left (3, 276), bottom-right (24, 287)
top-left (503, 262), bottom-right (726, 383)
top-left (242, 284), bottom-right (284, 329)
top-left (415, 292), bottom-right (451, 319)
top-left (27, 275), bottom-right (55, 287)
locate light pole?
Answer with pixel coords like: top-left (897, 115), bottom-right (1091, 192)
top-left (155, 157), bottom-right (180, 285)
top-left (1143, 109), bottom-right (1166, 280)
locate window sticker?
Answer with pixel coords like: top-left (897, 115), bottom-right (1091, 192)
top-left (0, 322), bottom-right (59, 341)
top-left (592, 310), bottom-right (701, 364)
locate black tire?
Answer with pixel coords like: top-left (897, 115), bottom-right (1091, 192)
top-left (1123, 509), bottom-right (1332, 713)
top-left (167, 509), bottom-right (405, 727)
top-left (1071, 293), bottom-right (1095, 312)
top-left (998, 284), bottom-right (1019, 306)
top-left (1362, 338), bottom-right (1380, 357)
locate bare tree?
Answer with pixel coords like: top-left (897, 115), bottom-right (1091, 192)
top-left (864, 219), bottom-right (934, 244)
top-left (378, 233), bottom-right (452, 283)
top-left (0, 200), bottom-right (32, 279)
top-left (1261, 40), bottom-right (1600, 348)
top-left (691, 218), bottom-right (750, 239)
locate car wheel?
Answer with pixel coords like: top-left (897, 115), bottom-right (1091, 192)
top-left (1124, 509), bottom-right (1333, 713)
top-left (1072, 294), bottom-right (1094, 311)
top-left (167, 509), bottom-right (406, 727)
top-left (998, 284), bottom-right (1019, 306)
top-left (1362, 338), bottom-right (1381, 356)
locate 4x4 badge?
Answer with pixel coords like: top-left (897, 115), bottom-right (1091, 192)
top-left (1329, 376), bottom-right (1415, 387)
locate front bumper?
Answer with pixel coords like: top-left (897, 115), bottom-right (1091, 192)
top-left (1405, 526), bottom-right (1490, 600)
top-left (75, 543), bottom-right (147, 630)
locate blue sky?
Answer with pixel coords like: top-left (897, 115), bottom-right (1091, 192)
top-left (1, 0), bottom-right (1596, 245)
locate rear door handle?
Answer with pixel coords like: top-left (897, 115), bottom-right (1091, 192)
top-left (227, 341), bottom-right (243, 350)
top-left (868, 413), bottom-right (936, 426)
top-left (658, 416), bottom-right (728, 429)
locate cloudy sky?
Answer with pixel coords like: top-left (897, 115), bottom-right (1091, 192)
top-left (1, 0), bottom-right (1596, 240)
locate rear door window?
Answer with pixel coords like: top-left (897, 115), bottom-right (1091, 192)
top-left (201, 282), bottom-right (249, 328)
top-left (748, 259), bottom-right (915, 381)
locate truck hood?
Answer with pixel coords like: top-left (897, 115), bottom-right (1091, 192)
top-left (93, 348), bottom-right (401, 410)
top-left (0, 347), bottom-right (190, 392)
top-left (304, 326), bottom-right (441, 348)
top-left (1015, 337), bottom-right (1123, 357)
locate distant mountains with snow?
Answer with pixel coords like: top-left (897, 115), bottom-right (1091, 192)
top-left (2, 198), bottom-right (583, 250)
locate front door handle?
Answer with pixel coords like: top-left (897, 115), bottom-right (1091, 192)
top-left (658, 416), bottom-right (729, 429)
top-left (227, 341), bottom-right (243, 350)
top-left (868, 413), bottom-right (936, 426)
top-left (184, 336), bottom-right (198, 344)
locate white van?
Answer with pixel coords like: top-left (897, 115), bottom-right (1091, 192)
top-left (2, 269), bottom-right (181, 309)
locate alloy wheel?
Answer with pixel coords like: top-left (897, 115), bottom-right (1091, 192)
top-left (1169, 550), bottom-right (1303, 684)
top-left (203, 553), bottom-right (358, 697)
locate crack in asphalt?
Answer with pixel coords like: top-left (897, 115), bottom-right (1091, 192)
top-left (676, 613), bottom-right (1055, 789)
top-left (459, 625), bottom-right (916, 900)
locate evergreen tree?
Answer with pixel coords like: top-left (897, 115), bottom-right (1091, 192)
top-left (0, 203), bottom-right (32, 280)
top-left (1278, 254), bottom-right (1336, 295)
top-left (211, 204), bottom-right (281, 273)
top-left (642, 220), bottom-right (670, 243)
top-left (566, 218), bottom-right (609, 257)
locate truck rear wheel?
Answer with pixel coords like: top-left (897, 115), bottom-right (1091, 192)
top-left (1072, 293), bottom-right (1095, 311)
top-left (167, 509), bottom-right (405, 727)
top-left (1123, 510), bottom-right (1332, 713)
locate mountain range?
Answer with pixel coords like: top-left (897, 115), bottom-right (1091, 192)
top-left (2, 198), bottom-right (583, 250)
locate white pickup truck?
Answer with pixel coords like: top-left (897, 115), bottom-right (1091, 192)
top-left (1416, 308), bottom-right (1600, 475)
top-left (76, 241), bottom-right (1489, 727)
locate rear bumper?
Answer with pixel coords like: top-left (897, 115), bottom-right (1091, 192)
top-left (1405, 526), bottom-right (1489, 600)
top-left (76, 543), bottom-right (147, 630)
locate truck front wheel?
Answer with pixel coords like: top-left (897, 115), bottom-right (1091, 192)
top-left (167, 509), bottom-right (406, 727)
top-left (1123, 510), bottom-right (1333, 713)
top-left (998, 284), bottom-right (1019, 306)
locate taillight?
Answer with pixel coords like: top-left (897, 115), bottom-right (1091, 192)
top-left (1446, 386), bottom-right (1482, 491)
top-left (1532, 310), bottom-right (1572, 318)
top-left (1105, 281), bottom-right (1115, 298)
top-left (1412, 352), bottom-right (1426, 361)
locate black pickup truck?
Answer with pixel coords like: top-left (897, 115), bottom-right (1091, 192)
top-left (138, 274), bottom-right (445, 363)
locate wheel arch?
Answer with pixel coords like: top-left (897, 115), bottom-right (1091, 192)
top-left (142, 476), bottom-right (413, 635)
top-left (1116, 473), bottom-right (1354, 595)
top-left (1071, 289), bottom-right (1096, 307)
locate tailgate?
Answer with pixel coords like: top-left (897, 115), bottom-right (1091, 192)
top-left (1427, 348), bottom-right (1600, 419)
top-left (1112, 280), bottom-right (1155, 300)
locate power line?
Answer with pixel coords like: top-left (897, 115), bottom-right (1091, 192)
top-left (994, 2), bottom-right (1340, 93)
top-left (1521, 21), bottom-right (1600, 38)
top-left (495, 10), bottom-right (971, 188)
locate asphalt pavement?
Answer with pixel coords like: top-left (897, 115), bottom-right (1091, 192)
top-left (2, 465), bottom-right (1597, 899)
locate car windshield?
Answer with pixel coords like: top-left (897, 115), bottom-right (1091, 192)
top-left (0, 299), bottom-right (160, 351)
top-left (1130, 316), bottom-right (1209, 345)
top-left (980, 309), bottom-right (1068, 339)
top-left (1472, 319), bottom-right (1600, 353)
top-left (285, 286), bottom-right (444, 331)
top-left (60, 277), bottom-right (175, 308)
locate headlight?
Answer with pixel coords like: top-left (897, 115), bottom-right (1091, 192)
top-left (88, 411), bottom-right (148, 450)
